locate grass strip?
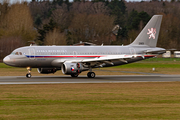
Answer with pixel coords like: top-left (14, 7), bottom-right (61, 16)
top-left (0, 83), bottom-right (180, 119)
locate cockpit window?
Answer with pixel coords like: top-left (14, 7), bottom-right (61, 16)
top-left (15, 52), bottom-right (19, 55)
top-left (11, 52), bottom-right (23, 55)
top-left (11, 52), bottom-right (15, 55)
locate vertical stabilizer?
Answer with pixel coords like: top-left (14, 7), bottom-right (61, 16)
top-left (130, 15), bottom-right (162, 47)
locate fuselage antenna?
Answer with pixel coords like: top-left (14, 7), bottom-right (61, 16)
top-left (28, 41), bottom-right (37, 46)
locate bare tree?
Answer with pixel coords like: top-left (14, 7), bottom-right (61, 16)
top-left (2, 3), bottom-right (37, 42)
top-left (68, 13), bottom-right (114, 45)
top-left (0, 2), bottom-right (37, 60)
top-left (44, 28), bottom-right (66, 45)
top-left (68, 2), bottom-right (113, 45)
top-left (89, 2), bottom-right (109, 15)
top-left (158, 13), bottom-right (180, 49)
top-left (126, 1), bottom-right (180, 17)
top-left (70, 2), bottom-right (92, 14)
top-left (0, 36), bottom-right (24, 59)
top-left (68, 13), bottom-right (88, 44)
top-left (51, 4), bottom-right (72, 32)
top-left (87, 14), bottom-right (115, 44)
top-left (29, 1), bottom-right (53, 20)
top-left (70, 2), bottom-right (109, 15)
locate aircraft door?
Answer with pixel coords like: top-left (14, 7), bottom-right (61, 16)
top-left (28, 48), bottom-right (35, 60)
top-left (73, 51), bottom-right (77, 58)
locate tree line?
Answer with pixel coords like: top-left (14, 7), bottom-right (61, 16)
top-left (1, 0), bottom-right (180, 60)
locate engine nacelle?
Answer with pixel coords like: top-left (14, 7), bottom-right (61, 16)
top-left (37, 68), bottom-right (57, 74)
top-left (62, 62), bottom-right (84, 75)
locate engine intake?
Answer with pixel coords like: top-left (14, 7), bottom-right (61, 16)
top-left (62, 62), bottom-right (84, 75)
top-left (37, 68), bottom-right (57, 74)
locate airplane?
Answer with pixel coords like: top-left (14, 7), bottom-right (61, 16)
top-left (3, 15), bottom-right (165, 78)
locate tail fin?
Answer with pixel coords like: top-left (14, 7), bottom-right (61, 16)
top-left (130, 15), bottom-right (162, 47)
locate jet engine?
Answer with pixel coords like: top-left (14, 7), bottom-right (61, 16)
top-left (37, 68), bottom-right (57, 74)
top-left (62, 62), bottom-right (86, 75)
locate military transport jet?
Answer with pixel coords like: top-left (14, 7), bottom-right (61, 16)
top-left (3, 15), bottom-right (165, 78)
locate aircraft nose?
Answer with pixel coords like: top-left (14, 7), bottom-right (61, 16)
top-left (3, 56), bottom-right (10, 63)
top-left (3, 56), bottom-right (15, 66)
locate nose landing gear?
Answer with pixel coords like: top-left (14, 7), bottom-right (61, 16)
top-left (26, 67), bottom-right (32, 78)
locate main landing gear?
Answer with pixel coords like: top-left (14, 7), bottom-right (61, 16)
top-left (71, 73), bottom-right (79, 77)
top-left (87, 72), bottom-right (95, 78)
top-left (71, 72), bottom-right (95, 78)
top-left (26, 67), bottom-right (32, 78)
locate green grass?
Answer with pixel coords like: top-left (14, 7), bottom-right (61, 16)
top-left (1, 58), bottom-right (180, 119)
top-left (115, 62), bottom-right (180, 68)
top-left (1, 83), bottom-right (180, 119)
top-left (144, 57), bottom-right (180, 61)
top-left (115, 57), bottom-right (180, 68)
top-left (0, 63), bottom-right (14, 68)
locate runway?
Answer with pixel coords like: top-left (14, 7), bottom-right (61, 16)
top-left (0, 75), bottom-right (180, 84)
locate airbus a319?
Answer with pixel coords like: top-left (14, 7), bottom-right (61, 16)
top-left (3, 15), bottom-right (165, 78)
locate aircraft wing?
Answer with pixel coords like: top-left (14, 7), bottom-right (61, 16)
top-left (52, 54), bottom-right (143, 67)
top-left (81, 55), bottom-right (133, 62)
top-left (65, 54), bottom-right (140, 67)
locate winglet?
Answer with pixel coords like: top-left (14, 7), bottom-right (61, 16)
top-left (130, 15), bottom-right (163, 47)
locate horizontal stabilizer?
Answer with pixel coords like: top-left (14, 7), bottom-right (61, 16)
top-left (145, 48), bottom-right (166, 54)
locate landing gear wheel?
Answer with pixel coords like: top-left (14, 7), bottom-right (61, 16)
top-left (71, 74), bottom-right (78, 77)
top-left (26, 67), bottom-right (32, 78)
top-left (26, 73), bottom-right (31, 78)
top-left (87, 72), bottom-right (95, 78)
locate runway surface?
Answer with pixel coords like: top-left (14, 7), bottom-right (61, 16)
top-left (0, 75), bottom-right (180, 84)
